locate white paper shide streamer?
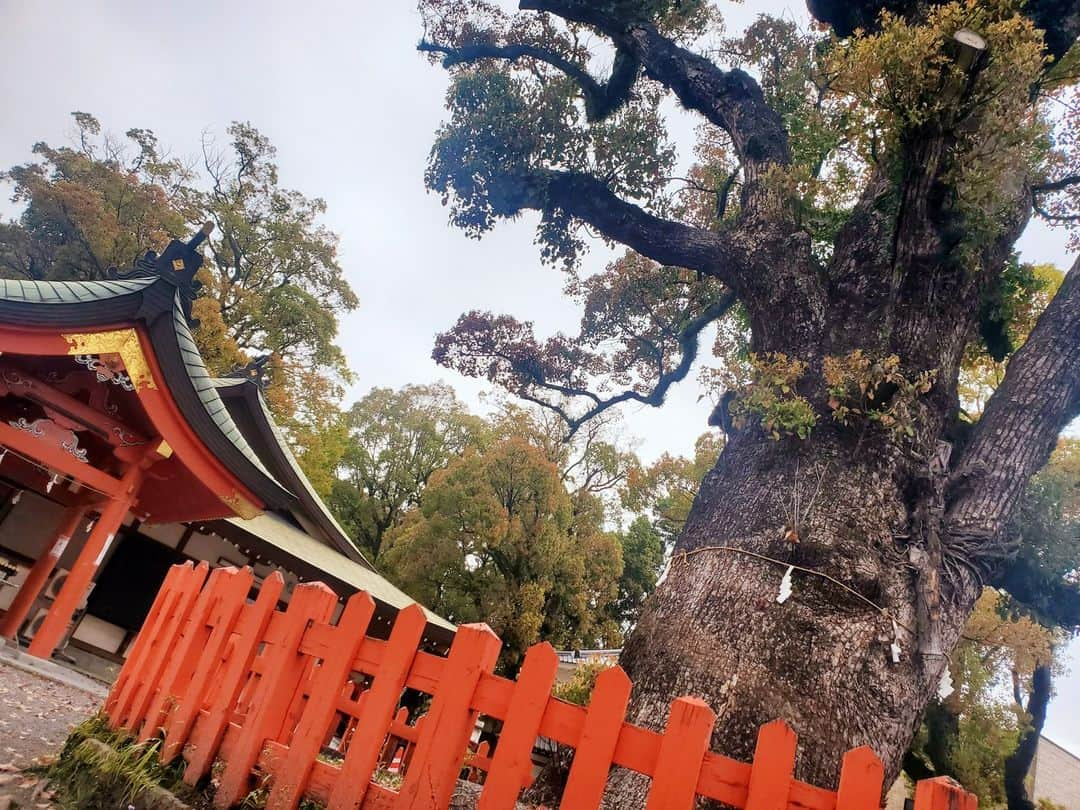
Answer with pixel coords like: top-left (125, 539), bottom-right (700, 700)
top-left (938, 667), bottom-right (955, 700)
top-left (776, 565), bottom-right (794, 604)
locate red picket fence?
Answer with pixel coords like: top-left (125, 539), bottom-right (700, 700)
top-left (103, 562), bottom-right (977, 810)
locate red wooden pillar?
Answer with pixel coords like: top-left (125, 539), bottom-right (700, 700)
top-left (27, 462), bottom-right (144, 659)
top-left (0, 503), bottom-right (88, 639)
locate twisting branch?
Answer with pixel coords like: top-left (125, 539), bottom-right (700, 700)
top-left (517, 0), bottom-right (790, 174)
top-left (418, 40), bottom-right (639, 122)
top-left (945, 257), bottom-right (1080, 576)
top-left (1031, 174), bottom-right (1080, 222)
top-left (524, 292), bottom-right (737, 438)
top-left (1031, 173), bottom-right (1080, 194)
top-left (496, 169), bottom-right (756, 294)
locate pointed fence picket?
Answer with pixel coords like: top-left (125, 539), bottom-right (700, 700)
top-left (101, 562), bottom-right (978, 810)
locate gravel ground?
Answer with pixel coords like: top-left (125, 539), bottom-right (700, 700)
top-left (0, 658), bottom-right (101, 808)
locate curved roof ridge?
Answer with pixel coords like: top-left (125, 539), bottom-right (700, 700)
top-left (0, 276), bottom-right (156, 303)
top-left (169, 295), bottom-right (282, 485)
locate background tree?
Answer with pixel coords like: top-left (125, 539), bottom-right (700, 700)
top-left (907, 589), bottom-right (1063, 808)
top-left (0, 113), bottom-right (359, 483)
top-left (417, 0), bottom-right (1080, 794)
top-left (329, 383), bottom-right (483, 560)
top-left (380, 436), bottom-right (624, 671)
top-left (623, 431), bottom-right (724, 548)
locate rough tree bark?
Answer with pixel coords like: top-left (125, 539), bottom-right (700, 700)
top-left (421, 0), bottom-right (1080, 802)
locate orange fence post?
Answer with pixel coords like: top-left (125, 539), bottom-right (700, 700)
top-left (395, 623), bottom-right (502, 810)
top-left (107, 565), bottom-right (188, 727)
top-left (328, 603), bottom-right (427, 810)
top-left (266, 590), bottom-right (375, 810)
top-left (478, 642), bottom-right (559, 808)
top-left (745, 719), bottom-right (797, 810)
top-left (644, 697), bottom-right (716, 810)
top-left (836, 747), bottom-right (885, 810)
top-left (123, 561), bottom-right (209, 735)
top-left (561, 665), bottom-right (632, 808)
top-left (915, 777), bottom-right (978, 810)
top-left (183, 571), bottom-right (284, 785)
top-left (104, 562), bottom-right (185, 722)
top-left (140, 566), bottom-right (235, 742)
top-left (214, 582), bottom-right (338, 809)
top-left (160, 565), bottom-right (254, 762)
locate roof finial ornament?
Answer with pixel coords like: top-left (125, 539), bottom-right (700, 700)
top-left (226, 354), bottom-right (272, 389)
top-left (107, 222), bottom-right (216, 328)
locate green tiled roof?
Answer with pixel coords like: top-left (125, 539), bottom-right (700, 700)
top-left (170, 300), bottom-right (278, 482)
top-left (0, 277), bottom-right (155, 303)
top-left (211, 376), bottom-right (371, 567)
top-left (224, 512), bottom-right (454, 631)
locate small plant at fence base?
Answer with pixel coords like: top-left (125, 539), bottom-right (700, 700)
top-left (45, 713), bottom-right (199, 809)
top-left (100, 560), bottom-right (981, 810)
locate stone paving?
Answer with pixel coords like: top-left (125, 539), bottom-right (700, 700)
top-left (0, 656), bottom-right (102, 808)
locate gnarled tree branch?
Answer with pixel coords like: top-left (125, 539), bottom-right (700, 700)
top-left (418, 39), bottom-right (640, 122)
top-left (524, 292), bottom-right (737, 438)
top-left (808, 0), bottom-right (1079, 61)
top-left (497, 169), bottom-right (756, 294)
top-left (945, 256), bottom-right (1080, 575)
top-left (518, 0), bottom-right (790, 175)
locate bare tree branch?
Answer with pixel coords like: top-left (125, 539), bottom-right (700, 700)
top-left (498, 169), bottom-right (756, 295)
top-left (526, 292), bottom-right (737, 438)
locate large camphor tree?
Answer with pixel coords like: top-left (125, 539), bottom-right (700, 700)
top-left (416, 0), bottom-right (1080, 799)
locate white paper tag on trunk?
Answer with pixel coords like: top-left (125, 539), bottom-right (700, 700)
top-left (776, 565), bottom-right (794, 603)
top-left (890, 619), bottom-right (902, 664)
top-left (938, 667), bottom-right (954, 700)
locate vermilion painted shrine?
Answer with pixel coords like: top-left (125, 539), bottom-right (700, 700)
top-left (0, 227), bottom-right (451, 665)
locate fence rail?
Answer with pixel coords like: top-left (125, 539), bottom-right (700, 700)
top-left (102, 562), bottom-right (977, 810)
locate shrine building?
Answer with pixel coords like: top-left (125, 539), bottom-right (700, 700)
top-left (0, 226), bottom-right (451, 672)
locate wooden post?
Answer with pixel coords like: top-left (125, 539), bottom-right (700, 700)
top-left (105, 563), bottom-right (192, 725)
top-left (121, 561), bottom-right (209, 734)
top-left (105, 563), bottom-right (186, 721)
top-left (328, 604), bottom-right (427, 810)
top-left (28, 461), bottom-right (145, 659)
top-left (160, 565), bottom-right (254, 762)
top-left (644, 697), bottom-right (716, 810)
top-left (395, 623), bottom-right (502, 810)
top-left (214, 582), bottom-right (338, 809)
top-left (836, 747), bottom-right (885, 810)
top-left (561, 665), bottom-right (632, 808)
top-left (915, 777), bottom-right (978, 810)
top-left (139, 566), bottom-right (232, 741)
top-left (183, 571), bottom-right (284, 785)
top-left (478, 642), bottom-right (559, 809)
top-left (0, 503), bottom-right (88, 639)
top-left (266, 591), bottom-right (375, 809)
top-left (745, 720), bottom-right (798, 810)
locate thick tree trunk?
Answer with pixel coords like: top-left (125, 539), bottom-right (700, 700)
top-left (608, 426), bottom-right (979, 804)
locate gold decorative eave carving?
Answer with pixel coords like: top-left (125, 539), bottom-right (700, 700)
top-left (62, 329), bottom-right (157, 391)
top-left (221, 492), bottom-right (262, 520)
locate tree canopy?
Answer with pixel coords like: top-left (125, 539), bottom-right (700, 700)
top-left (0, 113), bottom-right (357, 465)
top-left (415, 0), bottom-right (1080, 793)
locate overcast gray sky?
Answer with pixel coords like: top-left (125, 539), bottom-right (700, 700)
top-left (2, 0), bottom-right (1077, 756)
